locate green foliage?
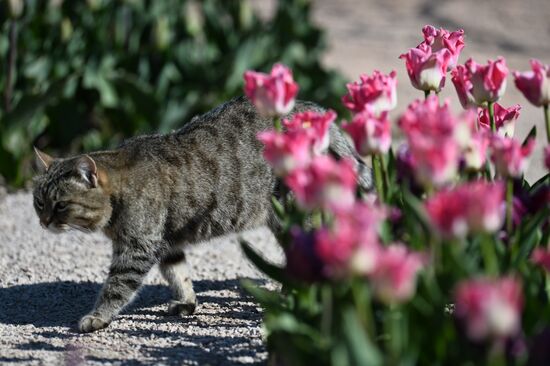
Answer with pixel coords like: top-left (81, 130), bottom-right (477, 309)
top-left (0, 0), bottom-right (345, 186)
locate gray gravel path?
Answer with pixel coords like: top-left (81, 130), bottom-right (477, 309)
top-left (0, 192), bottom-right (283, 365)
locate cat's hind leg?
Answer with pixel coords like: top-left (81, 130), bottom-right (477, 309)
top-left (160, 249), bottom-right (197, 316)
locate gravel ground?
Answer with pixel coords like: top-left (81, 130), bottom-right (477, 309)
top-left (0, 192), bottom-right (283, 365)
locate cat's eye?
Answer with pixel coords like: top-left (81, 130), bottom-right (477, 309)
top-left (55, 201), bottom-right (69, 212)
top-left (35, 198), bottom-right (44, 210)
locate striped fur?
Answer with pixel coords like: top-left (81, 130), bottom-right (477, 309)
top-left (32, 96), bottom-right (373, 332)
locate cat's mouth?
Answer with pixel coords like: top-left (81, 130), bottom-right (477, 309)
top-left (44, 223), bottom-right (70, 233)
top-left (41, 221), bottom-right (92, 234)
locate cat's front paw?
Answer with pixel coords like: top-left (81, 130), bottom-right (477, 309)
top-left (167, 299), bottom-right (198, 316)
top-left (78, 314), bottom-right (110, 333)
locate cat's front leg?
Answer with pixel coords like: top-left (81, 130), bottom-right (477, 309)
top-left (79, 239), bottom-right (158, 332)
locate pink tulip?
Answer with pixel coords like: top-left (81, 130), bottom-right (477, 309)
top-left (451, 64), bottom-right (476, 108)
top-left (399, 97), bottom-right (460, 186)
top-left (490, 136), bottom-right (535, 178)
top-left (478, 103), bottom-right (521, 137)
top-left (421, 25), bottom-right (465, 69)
top-left (531, 247), bottom-right (550, 272)
top-left (513, 59), bottom-right (550, 107)
top-left (454, 108), bottom-right (478, 148)
top-left (400, 43), bottom-right (452, 92)
top-left (315, 202), bottom-right (384, 278)
top-left (545, 146), bottom-right (550, 170)
top-left (452, 109), bottom-right (490, 170)
top-left (342, 110), bottom-right (392, 156)
top-left (370, 244), bottom-right (424, 304)
top-left (409, 142), bottom-right (459, 187)
top-left (342, 70), bottom-right (398, 114)
top-left (455, 277), bottom-right (523, 341)
top-left (451, 57), bottom-right (509, 107)
top-left (463, 131), bottom-right (490, 171)
top-left (257, 129), bottom-right (312, 177)
top-left (283, 110), bottom-right (336, 155)
top-left (463, 181), bottom-right (506, 234)
top-left (244, 63), bottom-right (299, 117)
top-left (285, 155), bottom-right (357, 213)
top-left (399, 96), bottom-right (456, 141)
top-left (425, 181), bottom-right (505, 238)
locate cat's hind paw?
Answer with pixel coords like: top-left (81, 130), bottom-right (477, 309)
top-left (78, 314), bottom-right (110, 333)
top-left (167, 300), bottom-right (198, 316)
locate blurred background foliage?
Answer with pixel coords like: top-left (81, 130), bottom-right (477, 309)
top-left (0, 0), bottom-right (345, 187)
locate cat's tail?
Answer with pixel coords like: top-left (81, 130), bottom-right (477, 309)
top-left (328, 123), bottom-right (374, 191)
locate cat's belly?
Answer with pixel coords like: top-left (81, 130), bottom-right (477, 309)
top-left (162, 178), bottom-right (274, 246)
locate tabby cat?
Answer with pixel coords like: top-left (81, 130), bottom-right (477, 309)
top-left (32, 96), bottom-right (372, 332)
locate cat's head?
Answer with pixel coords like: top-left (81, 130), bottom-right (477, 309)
top-left (32, 148), bottom-right (112, 233)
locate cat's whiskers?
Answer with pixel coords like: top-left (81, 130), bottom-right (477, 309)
top-left (68, 223), bottom-right (92, 233)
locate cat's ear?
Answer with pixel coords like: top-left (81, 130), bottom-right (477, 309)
top-left (34, 147), bottom-right (54, 172)
top-left (77, 155), bottom-right (98, 188)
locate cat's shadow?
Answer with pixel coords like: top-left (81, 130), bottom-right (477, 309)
top-left (0, 279), bottom-right (258, 329)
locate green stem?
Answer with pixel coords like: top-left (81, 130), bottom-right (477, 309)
top-left (544, 104), bottom-right (550, 143)
top-left (352, 281), bottom-right (376, 338)
top-left (274, 117), bottom-right (282, 132)
top-left (488, 101), bottom-right (496, 133)
top-left (379, 153), bottom-right (390, 201)
top-left (311, 210), bottom-right (323, 229)
top-left (385, 304), bottom-right (402, 365)
top-left (424, 90), bottom-right (430, 100)
top-left (545, 273), bottom-right (550, 302)
top-left (481, 234), bottom-right (499, 276)
top-left (321, 285), bottom-right (333, 339)
top-left (505, 179), bottom-right (514, 234)
top-left (430, 235), bottom-right (441, 273)
top-left (487, 342), bottom-right (506, 366)
top-left (372, 154), bottom-right (385, 202)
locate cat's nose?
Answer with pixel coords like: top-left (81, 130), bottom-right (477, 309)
top-left (40, 215), bottom-right (52, 227)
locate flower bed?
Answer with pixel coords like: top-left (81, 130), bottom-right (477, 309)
top-left (241, 25), bottom-right (550, 365)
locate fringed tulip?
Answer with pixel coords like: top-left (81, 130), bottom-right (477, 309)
top-left (285, 156), bottom-right (357, 213)
top-left (400, 43), bottom-right (451, 92)
top-left (531, 248), bottom-right (550, 272)
top-left (513, 59), bottom-right (550, 107)
top-left (342, 70), bottom-right (397, 114)
top-left (399, 97), bottom-right (460, 186)
top-left (455, 277), bottom-right (523, 341)
top-left (421, 25), bottom-right (465, 69)
top-left (425, 181), bottom-right (505, 238)
top-left (399, 96), bottom-right (456, 141)
top-left (451, 64), bottom-right (476, 108)
top-left (478, 103), bottom-right (521, 137)
top-left (257, 129), bottom-right (311, 176)
top-left (490, 136), bottom-right (535, 178)
top-left (284, 110), bottom-right (336, 155)
top-left (342, 110), bottom-right (392, 156)
top-left (463, 131), bottom-right (490, 171)
top-left (315, 202), bottom-right (384, 278)
top-left (452, 57), bottom-right (508, 106)
top-left (454, 109), bottom-right (478, 149)
top-left (244, 63), bottom-right (299, 117)
top-left (370, 244), bottom-right (424, 304)
top-left (409, 142), bottom-right (459, 187)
